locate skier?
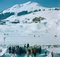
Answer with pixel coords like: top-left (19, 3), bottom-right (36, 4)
top-left (51, 51), bottom-right (54, 57)
top-left (39, 46), bottom-right (41, 54)
top-left (33, 48), bottom-right (36, 57)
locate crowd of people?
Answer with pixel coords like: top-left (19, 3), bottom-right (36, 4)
top-left (8, 44), bottom-right (43, 57)
top-left (8, 44), bottom-right (56, 57)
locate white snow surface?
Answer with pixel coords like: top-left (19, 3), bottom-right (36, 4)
top-left (0, 1), bottom-right (60, 46)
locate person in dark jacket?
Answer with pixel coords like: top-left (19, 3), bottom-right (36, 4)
top-left (11, 46), bottom-right (15, 54)
top-left (51, 51), bottom-right (54, 57)
top-left (27, 43), bottom-right (29, 48)
top-left (9, 46), bottom-right (12, 53)
top-left (39, 46), bottom-right (41, 54)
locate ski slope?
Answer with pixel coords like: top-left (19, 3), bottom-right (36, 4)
top-left (0, 1), bottom-right (60, 46)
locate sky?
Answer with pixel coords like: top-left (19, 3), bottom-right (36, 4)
top-left (0, 0), bottom-right (60, 12)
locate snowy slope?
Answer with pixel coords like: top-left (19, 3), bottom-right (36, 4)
top-left (0, 1), bottom-right (60, 46)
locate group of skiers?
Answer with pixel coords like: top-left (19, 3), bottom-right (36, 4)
top-left (8, 44), bottom-right (42, 57)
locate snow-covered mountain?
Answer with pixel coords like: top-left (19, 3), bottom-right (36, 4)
top-left (0, 1), bottom-right (60, 46)
top-left (3, 1), bottom-right (46, 13)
